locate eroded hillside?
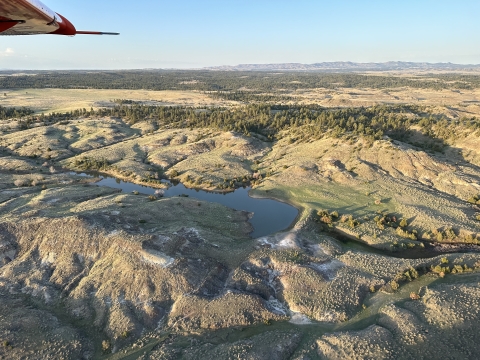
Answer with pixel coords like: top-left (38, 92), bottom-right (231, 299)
top-left (0, 101), bottom-right (480, 359)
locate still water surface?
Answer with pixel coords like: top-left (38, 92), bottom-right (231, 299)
top-left (73, 173), bottom-right (299, 238)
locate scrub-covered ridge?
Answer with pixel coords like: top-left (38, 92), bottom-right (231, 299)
top-left (1, 74), bottom-right (480, 359)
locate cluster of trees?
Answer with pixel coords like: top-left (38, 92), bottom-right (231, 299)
top-left (113, 99), bottom-right (138, 105)
top-left (418, 117), bottom-right (480, 141)
top-left (73, 157), bottom-right (110, 171)
top-left (92, 103), bottom-right (422, 141)
top-left (16, 108), bottom-right (90, 129)
top-left (0, 106), bottom-right (33, 120)
top-left (469, 194), bottom-right (480, 204)
top-left (1, 70), bottom-right (480, 91)
top-left (209, 91), bottom-right (296, 103)
top-left (6, 101), bottom-right (480, 148)
top-left (423, 227), bottom-right (479, 244)
top-left (98, 103), bottom-right (435, 143)
top-left (316, 209), bottom-right (360, 229)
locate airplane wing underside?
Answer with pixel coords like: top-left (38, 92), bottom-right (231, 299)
top-left (0, 0), bottom-right (59, 35)
top-left (0, 0), bottom-right (118, 36)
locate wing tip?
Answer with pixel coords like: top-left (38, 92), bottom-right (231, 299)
top-left (76, 31), bottom-right (120, 35)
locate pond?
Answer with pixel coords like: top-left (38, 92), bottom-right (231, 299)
top-left (71, 172), bottom-right (299, 238)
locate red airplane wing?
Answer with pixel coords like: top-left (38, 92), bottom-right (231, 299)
top-left (0, 0), bottom-right (118, 36)
top-left (0, 0), bottom-right (58, 35)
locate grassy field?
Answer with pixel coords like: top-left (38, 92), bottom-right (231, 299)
top-left (284, 87), bottom-right (480, 112)
top-left (0, 88), bottom-right (237, 114)
top-left (1, 86), bottom-right (480, 118)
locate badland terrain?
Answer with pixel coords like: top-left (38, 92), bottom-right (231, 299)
top-left (0, 69), bottom-right (480, 359)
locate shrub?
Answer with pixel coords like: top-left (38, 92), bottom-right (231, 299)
top-left (468, 194), bottom-right (480, 204)
top-left (318, 210), bottom-right (329, 217)
top-left (444, 227), bottom-right (456, 240)
top-left (102, 340), bottom-right (111, 352)
top-left (348, 217), bottom-right (360, 228)
top-left (320, 215), bottom-right (332, 224)
top-left (374, 214), bottom-right (399, 229)
top-left (409, 267), bottom-right (419, 279)
top-left (452, 265), bottom-right (464, 274)
top-left (390, 280), bottom-right (399, 291)
top-left (410, 292), bottom-right (420, 300)
top-left (464, 264), bottom-right (473, 272)
top-left (318, 210), bottom-right (334, 225)
top-left (465, 234), bottom-right (475, 243)
top-left (396, 227), bottom-right (418, 240)
top-left (338, 214), bottom-right (359, 228)
top-left (73, 157), bottom-right (109, 171)
top-left (14, 179), bottom-right (28, 187)
top-left (432, 263), bottom-right (450, 275)
top-left (399, 218), bottom-right (408, 228)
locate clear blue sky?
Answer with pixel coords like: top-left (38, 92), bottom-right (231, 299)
top-left (1, 0), bottom-right (479, 69)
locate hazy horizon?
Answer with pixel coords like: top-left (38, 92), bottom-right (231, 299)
top-left (1, 0), bottom-right (479, 70)
top-left (2, 60), bottom-right (480, 72)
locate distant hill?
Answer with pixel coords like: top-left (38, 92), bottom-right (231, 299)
top-left (205, 61), bottom-right (480, 72)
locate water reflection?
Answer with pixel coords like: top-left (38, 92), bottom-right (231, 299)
top-left (72, 172), bottom-right (298, 238)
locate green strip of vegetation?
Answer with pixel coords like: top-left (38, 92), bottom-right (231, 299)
top-left (0, 105), bottom-right (34, 120)
top-left (2, 71), bottom-right (480, 91)
top-left (7, 102), bottom-right (480, 153)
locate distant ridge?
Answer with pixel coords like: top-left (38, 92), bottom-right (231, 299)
top-left (205, 61), bottom-right (480, 72)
